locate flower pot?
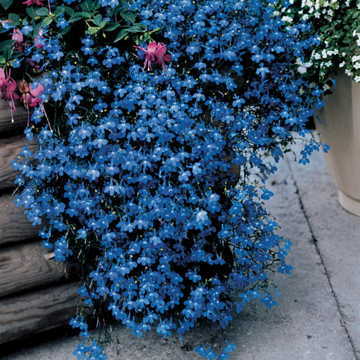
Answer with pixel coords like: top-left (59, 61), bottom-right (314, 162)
top-left (316, 74), bottom-right (360, 216)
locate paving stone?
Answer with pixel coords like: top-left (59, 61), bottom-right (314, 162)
top-left (289, 148), bottom-right (360, 359)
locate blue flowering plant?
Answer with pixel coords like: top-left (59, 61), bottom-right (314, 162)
top-left (0, 0), bottom-right (154, 119)
top-left (0, 0), bottom-right (324, 358)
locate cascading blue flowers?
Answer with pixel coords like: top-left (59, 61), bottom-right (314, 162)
top-left (12, 0), bottom-right (324, 358)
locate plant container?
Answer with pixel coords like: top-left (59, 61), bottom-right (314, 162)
top-left (316, 74), bottom-right (360, 216)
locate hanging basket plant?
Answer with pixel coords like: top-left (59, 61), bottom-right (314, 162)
top-left (0, 0), bottom-right (324, 358)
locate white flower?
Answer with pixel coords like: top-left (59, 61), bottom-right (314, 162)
top-left (285, 0), bottom-right (360, 84)
top-left (196, 210), bottom-right (209, 225)
top-left (298, 66), bottom-right (308, 74)
top-left (281, 16), bottom-right (293, 23)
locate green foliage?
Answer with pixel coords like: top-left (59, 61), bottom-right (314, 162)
top-left (0, 39), bottom-right (13, 64)
top-left (0, 0), bottom-right (153, 50)
top-left (0, 0), bottom-right (13, 11)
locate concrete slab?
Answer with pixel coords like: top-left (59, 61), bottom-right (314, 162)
top-left (288, 148), bottom-right (360, 359)
top-left (224, 159), bottom-right (355, 360)
top-left (2, 156), bottom-right (356, 360)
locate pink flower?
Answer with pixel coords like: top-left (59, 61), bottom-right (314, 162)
top-left (0, 68), bottom-right (18, 102)
top-left (28, 84), bottom-right (45, 107)
top-left (135, 42), bottom-right (171, 71)
top-left (22, 0), bottom-right (44, 5)
top-left (0, 68), bottom-right (19, 118)
top-left (19, 80), bottom-right (44, 108)
top-left (12, 29), bottom-right (23, 44)
top-left (4, 79), bottom-right (17, 102)
top-left (0, 68), bottom-right (7, 88)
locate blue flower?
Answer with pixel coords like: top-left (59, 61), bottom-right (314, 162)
top-left (13, 1), bottom-right (323, 359)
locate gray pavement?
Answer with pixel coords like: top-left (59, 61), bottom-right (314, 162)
top-left (2, 149), bottom-right (360, 360)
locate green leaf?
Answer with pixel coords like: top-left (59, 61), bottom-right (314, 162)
top-left (78, 11), bottom-right (93, 19)
top-left (80, 0), bottom-right (100, 12)
top-left (54, 6), bottom-right (66, 16)
top-left (68, 14), bottom-right (84, 23)
top-left (87, 26), bottom-right (101, 35)
top-left (42, 16), bottom-right (54, 26)
top-left (114, 23), bottom-right (147, 42)
top-left (120, 11), bottom-right (137, 24)
top-left (36, 7), bottom-right (49, 17)
top-left (125, 23), bottom-right (146, 33)
top-left (0, 39), bottom-right (13, 51)
top-left (64, 6), bottom-right (75, 16)
top-left (26, 7), bottom-right (36, 19)
top-left (99, 20), bottom-right (108, 28)
top-left (8, 13), bottom-right (20, 25)
top-left (0, 0), bottom-right (13, 10)
top-left (105, 23), bottom-right (121, 32)
top-left (92, 14), bottom-right (103, 26)
top-left (114, 29), bottom-right (129, 42)
top-left (0, 40), bottom-right (14, 60)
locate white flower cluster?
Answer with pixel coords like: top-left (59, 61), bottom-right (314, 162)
top-left (297, 0), bottom-right (342, 20)
top-left (283, 0), bottom-right (360, 84)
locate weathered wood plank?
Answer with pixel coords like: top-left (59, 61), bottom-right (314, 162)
top-left (0, 136), bottom-right (35, 190)
top-left (0, 241), bottom-right (66, 298)
top-left (0, 194), bottom-right (38, 246)
top-left (0, 282), bottom-right (79, 345)
top-left (0, 100), bottom-right (28, 135)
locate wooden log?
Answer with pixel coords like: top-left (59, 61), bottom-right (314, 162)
top-left (0, 282), bottom-right (79, 345)
top-left (0, 136), bottom-right (35, 190)
top-left (0, 100), bottom-right (28, 135)
top-left (0, 241), bottom-right (66, 298)
top-left (0, 194), bottom-right (38, 246)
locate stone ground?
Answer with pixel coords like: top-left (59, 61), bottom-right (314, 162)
top-left (2, 148), bottom-right (360, 360)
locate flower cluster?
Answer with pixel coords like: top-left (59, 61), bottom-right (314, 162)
top-left (280, 0), bottom-right (360, 86)
top-left (135, 42), bottom-right (171, 70)
top-left (1, 0), bottom-right (324, 359)
top-left (0, 68), bottom-right (17, 113)
top-left (0, 67), bottom-right (43, 119)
